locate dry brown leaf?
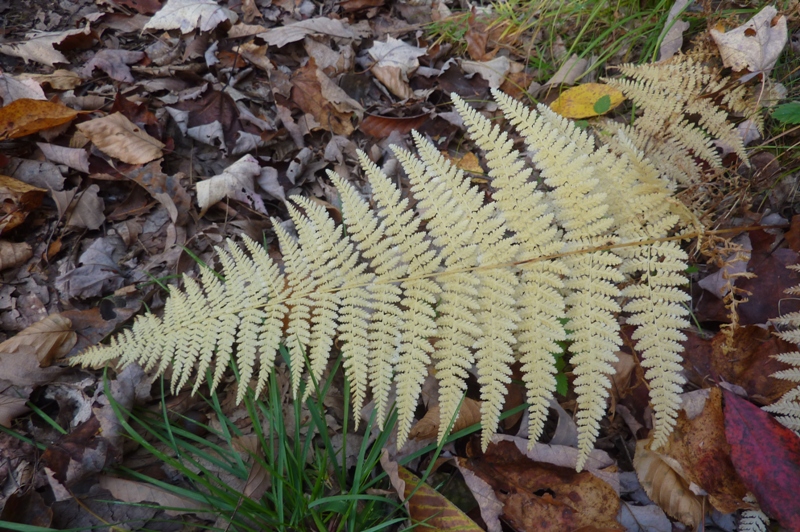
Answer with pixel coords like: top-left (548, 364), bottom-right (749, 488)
top-left (634, 438), bottom-right (704, 527)
top-left (0, 99), bottom-right (78, 140)
top-left (76, 112), bottom-right (164, 164)
top-left (462, 57), bottom-right (511, 89)
top-left (0, 174), bottom-right (47, 235)
top-left (37, 143), bottom-right (90, 173)
top-left (143, 0), bottom-right (237, 34)
top-left (0, 313), bottom-right (76, 366)
top-left (710, 6), bottom-right (788, 81)
top-left (79, 49), bottom-right (145, 83)
top-left (51, 185), bottom-right (106, 230)
top-left (367, 37), bottom-right (426, 99)
top-left (258, 17), bottom-right (367, 47)
top-left (0, 24), bottom-right (93, 67)
top-left (98, 476), bottom-right (211, 517)
top-left (409, 397), bottom-right (482, 440)
top-left (0, 241), bottom-right (32, 271)
top-left (0, 395), bottom-right (30, 428)
top-left (17, 70), bottom-right (83, 91)
top-left (232, 435), bottom-right (271, 500)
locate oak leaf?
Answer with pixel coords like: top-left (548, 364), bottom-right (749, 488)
top-left (76, 112), bottom-right (164, 165)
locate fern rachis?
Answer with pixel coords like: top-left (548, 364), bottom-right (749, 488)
top-left (73, 89), bottom-right (698, 470)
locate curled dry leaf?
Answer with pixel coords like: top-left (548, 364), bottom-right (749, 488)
top-left (196, 154), bottom-right (266, 216)
top-left (143, 0), bottom-right (237, 34)
top-left (634, 438), bottom-right (704, 527)
top-left (0, 24), bottom-right (93, 67)
top-left (0, 99), bottom-right (78, 140)
top-left (76, 112), bottom-right (165, 165)
top-left (0, 174), bottom-right (47, 235)
top-left (0, 73), bottom-right (46, 104)
top-left (0, 240), bottom-right (32, 271)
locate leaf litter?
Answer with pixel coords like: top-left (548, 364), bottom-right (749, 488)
top-left (0, 0), bottom-right (796, 529)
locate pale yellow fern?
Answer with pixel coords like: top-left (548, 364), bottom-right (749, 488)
top-left (72, 90), bottom-right (698, 469)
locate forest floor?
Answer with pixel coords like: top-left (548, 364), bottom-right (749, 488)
top-left (0, 0), bottom-right (800, 530)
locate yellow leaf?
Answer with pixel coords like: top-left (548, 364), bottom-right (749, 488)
top-left (398, 466), bottom-right (483, 531)
top-left (549, 83), bottom-right (625, 119)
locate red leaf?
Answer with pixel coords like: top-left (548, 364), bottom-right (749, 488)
top-left (359, 113), bottom-right (429, 138)
top-left (723, 388), bottom-right (800, 528)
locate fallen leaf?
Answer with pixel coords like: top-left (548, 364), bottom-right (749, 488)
top-left (409, 397), bottom-right (482, 440)
top-left (549, 83), bottom-right (626, 119)
top-left (0, 313), bottom-right (76, 366)
top-left (79, 49), bottom-right (145, 83)
top-left (37, 143), bottom-right (90, 173)
top-left (710, 6), bottom-right (788, 81)
top-left (723, 388), bottom-right (800, 529)
top-left (367, 37), bottom-right (427, 99)
top-left (258, 17), bottom-right (367, 47)
top-left (0, 174), bottom-right (47, 234)
top-left (98, 476), bottom-right (211, 516)
top-left (16, 70), bottom-right (83, 91)
top-left (125, 161), bottom-right (191, 224)
top-left (51, 184), bottom-right (106, 230)
top-left (657, 0), bottom-right (691, 61)
top-left (0, 99), bottom-right (78, 140)
top-left (110, 0), bottom-right (163, 15)
top-left (545, 54), bottom-right (588, 87)
top-left (196, 154), bottom-right (266, 216)
top-left (143, 0), bottom-right (237, 34)
top-left (460, 439), bottom-right (621, 532)
top-left (55, 234), bottom-right (126, 299)
top-left (634, 439), bottom-right (704, 527)
top-left (232, 435), bottom-right (271, 500)
top-left (0, 24), bottom-right (94, 67)
top-left (0, 240), bottom-right (33, 271)
top-left (462, 56), bottom-right (511, 89)
top-left (659, 388), bottom-right (749, 513)
top-left (0, 395), bottom-right (31, 428)
top-left (76, 112), bottom-right (164, 164)
top-left (0, 73), bottom-right (46, 104)
top-left (290, 59), bottom-right (362, 136)
top-left (359, 113), bottom-right (429, 138)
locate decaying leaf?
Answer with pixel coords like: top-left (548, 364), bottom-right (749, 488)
top-left (380, 451), bottom-right (483, 531)
top-left (0, 313), bottom-right (76, 366)
top-left (51, 185), bottom-right (106, 231)
top-left (657, 0), bottom-right (691, 61)
top-left (258, 16), bottom-right (368, 48)
top-left (0, 174), bottom-right (47, 235)
top-left (0, 73), bottom-right (46, 104)
top-left (290, 59), bottom-right (363, 136)
top-left (16, 70), bottom-right (82, 91)
top-left (359, 113), bottom-right (429, 138)
top-left (143, 0), bottom-right (237, 34)
top-left (459, 439), bottom-right (621, 532)
top-left (76, 112), bottom-right (165, 164)
top-left (367, 37), bottom-right (427, 99)
top-left (462, 56), bottom-right (511, 89)
top-left (549, 83), bottom-right (626, 119)
top-left (409, 397), bottom-right (482, 440)
top-left (710, 6), bottom-right (788, 81)
top-left (37, 143), bottom-right (90, 173)
top-left (0, 240), bottom-right (33, 271)
top-left (79, 49), bottom-right (146, 83)
top-left (0, 24), bottom-right (94, 67)
top-left (0, 99), bottom-right (78, 140)
top-left (98, 476), bottom-right (211, 517)
top-left (634, 439), bottom-right (704, 527)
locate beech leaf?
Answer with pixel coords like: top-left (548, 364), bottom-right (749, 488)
top-left (76, 112), bottom-right (164, 165)
top-left (0, 99), bottom-right (78, 140)
top-left (144, 0), bottom-right (237, 34)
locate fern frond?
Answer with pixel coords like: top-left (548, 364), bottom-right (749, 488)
top-left (451, 94), bottom-right (567, 446)
top-left (605, 56), bottom-right (750, 185)
top-left (70, 90), bottom-right (702, 469)
top-left (766, 270), bottom-right (800, 434)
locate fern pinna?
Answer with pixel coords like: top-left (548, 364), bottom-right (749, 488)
top-left (73, 89), bottom-right (692, 470)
